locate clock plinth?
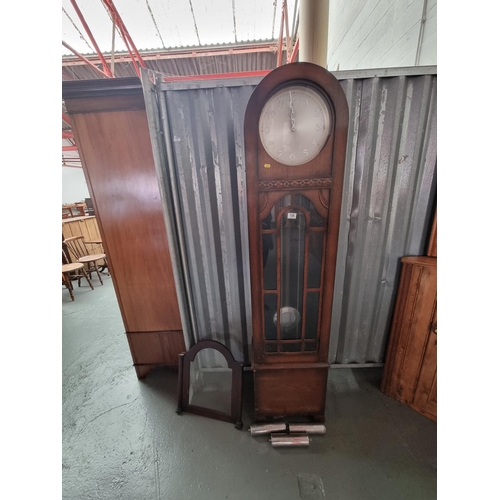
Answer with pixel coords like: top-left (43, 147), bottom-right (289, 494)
top-left (244, 62), bottom-right (348, 422)
top-left (253, 363), bottom-right (329, 422)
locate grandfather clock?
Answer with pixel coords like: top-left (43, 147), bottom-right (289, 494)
top-left (244, 62), bottom-right (348, 421)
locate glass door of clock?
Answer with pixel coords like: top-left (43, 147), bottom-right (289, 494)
top-left (262, 193), bottom-right (326, 356)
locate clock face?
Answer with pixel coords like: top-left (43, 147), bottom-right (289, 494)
top-left (259, 84), bottom-right (332, 166)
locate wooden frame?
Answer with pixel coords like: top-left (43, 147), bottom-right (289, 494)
top-left (381, 256), bottom-right (437, 422)
top-left (244, 62), bottom-right (348, 420)
top-left (177, 340), bottom-right (244, 429)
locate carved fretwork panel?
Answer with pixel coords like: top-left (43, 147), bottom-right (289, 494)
top-left (259, 189), bottom-right (330, 221)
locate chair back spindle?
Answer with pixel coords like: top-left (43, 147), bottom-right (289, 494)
top-left (64, 236), bottom-right (90, 261)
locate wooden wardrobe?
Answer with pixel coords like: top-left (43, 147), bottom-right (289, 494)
top-left (381, 211), bottom-right (437, 421)
top-left (62, 77), bottom-right (185, 379)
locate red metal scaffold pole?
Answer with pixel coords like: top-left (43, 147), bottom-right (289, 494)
top-left (277, 1), bottom-right (285, 66)
top-left (62, 41), bottom-right (111, 79)
top-left (288, 37), bottom-right (299, 63)
top-left (69, 0), bottom-right (113, 77)
top-left (101, 0), bottom-right (146, 77)
top-left (276, 0), bottom-right (298, 67)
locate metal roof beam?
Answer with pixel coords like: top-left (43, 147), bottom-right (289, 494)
top-left (232, 0), bottom-right (237, 43)
top-left (288, 36), bottom-right (299, 63)
top-left (161, 70), bottom-right (271, 83)
top-left (69, 0), bottom-right (113, 77)
top-left (62, 41), bottom-right (111, 79)
top-left (101, 0), bottom-right (146, 77)
top-left (62, 43), bottom-right (278, 66)
top-left (188, 0), bottom-right (201, 45)
top-left (277, 1), bottom-right (285, 66)
top-left (277, 0), bottom-right (297, 66)
top-left (284, 0), bottom-right (291, 61)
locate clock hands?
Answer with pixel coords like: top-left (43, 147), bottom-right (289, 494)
top-left (289, 91), bottom-right (296, 132)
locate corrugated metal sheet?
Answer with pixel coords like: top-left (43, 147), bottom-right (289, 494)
top-left (164, 85), bottom-right (256, 363)
top-left (147, 68), bottom-right (437, 365)
top-left (330, 74), bottom-right (437, 363)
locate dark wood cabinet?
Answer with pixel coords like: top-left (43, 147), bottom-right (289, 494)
top-left (244, 63), bottom-right (348, 421)
top-left (63, 78), bottom-right (185, 379)
top-left (381, 256), bottom-right (437, 421)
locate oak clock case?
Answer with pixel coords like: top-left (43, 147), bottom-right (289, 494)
top-left (244, 62), bottom-right (348, 422)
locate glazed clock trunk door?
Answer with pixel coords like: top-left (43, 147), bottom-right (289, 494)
top-left (261, 192), bottom-right (326, 360)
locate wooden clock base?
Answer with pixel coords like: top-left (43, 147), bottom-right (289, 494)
top-left (252, 363), bottom-right (329, 422)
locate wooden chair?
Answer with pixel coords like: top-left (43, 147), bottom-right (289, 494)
top-left (62, 261), bottom-right (94, 301)
top-left (83, 239), bottom-right (109, 275)
top-left (63, 235), bottom-right (108, 285)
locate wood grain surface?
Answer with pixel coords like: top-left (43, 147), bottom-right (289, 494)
top-left (65, 87), bottom-right (185, 378)
top-left (381, 256), bottom-right (437, 422)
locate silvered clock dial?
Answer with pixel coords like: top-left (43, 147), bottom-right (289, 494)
top-left (258, 84), bottom-right (332, 166)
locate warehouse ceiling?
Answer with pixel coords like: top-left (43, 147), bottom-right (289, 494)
top-left (62, 0), bottom-right (297, 54)
top-left (62, 0), bottom-right (300, 168)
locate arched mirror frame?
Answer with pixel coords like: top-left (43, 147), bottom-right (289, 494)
top-left (177, 340), bottom-right (244, 429)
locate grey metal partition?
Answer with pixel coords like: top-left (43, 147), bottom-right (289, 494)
top-left (331, 73), bottom-right (437, 364)
top-left (143, 66), bottom-right (437, 365)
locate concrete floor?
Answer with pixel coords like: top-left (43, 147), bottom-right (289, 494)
top-left (63, 274), bottom-right (437, 500)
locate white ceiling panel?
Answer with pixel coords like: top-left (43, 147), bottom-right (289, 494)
top-left (112, 0), bottom-right (165, 50)
top-left (147, 0), bottom-right (200, 48)
top-left (62, 0), bottom-right (128, 55)
top-left (190, 0), bottom-right (235, 45)
top-left (234, 0), bottom-right (275, 42)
